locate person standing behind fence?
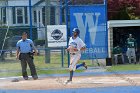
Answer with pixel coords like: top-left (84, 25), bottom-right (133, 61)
top-left (16, 32), bottom-right (38, 80)
top-left (126, 34), bottom-right (137, 64)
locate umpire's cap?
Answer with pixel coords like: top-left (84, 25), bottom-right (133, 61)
top-left (72, 28), bottom-right (80, 35)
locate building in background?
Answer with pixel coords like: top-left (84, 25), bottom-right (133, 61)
top-left (0, 0), bottom-right (62, 26)
top-left (0, 0), bottom-right (63, 39)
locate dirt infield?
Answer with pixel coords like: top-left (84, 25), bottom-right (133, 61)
top-left (0, 74), bottom-right (140, 90)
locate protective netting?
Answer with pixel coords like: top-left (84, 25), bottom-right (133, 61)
top-left (0, 0), bottom-right (98, 78)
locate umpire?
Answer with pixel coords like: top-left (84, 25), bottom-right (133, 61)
top-left (16, 32), bottom-right (38, 80)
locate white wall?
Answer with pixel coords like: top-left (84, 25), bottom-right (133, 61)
top-left (8, 0), bottom-right (40, 6)
top-left (7, 7), bottom-right (12, 25)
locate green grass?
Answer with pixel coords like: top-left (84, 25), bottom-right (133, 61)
top-left (0, 69), bottom-right (84, 77)
top-left (107, 64), bottom-right (140, 71)
top-left (1, 54), bottom-right (140, 77)
top-left (0, 62), bottom-right (21, 70)
top-left (0, 54), bottom-right (88, 77)
top-left (0, 54), bottom-right (68, 71)
top-left (0, 54), bottom-right (92, 70)
top-left (0, 72), bottom-right (21, 77)
top-left (35, 54), bottom-right (68, 69)
top-left (37, 69), bottom-right (84, 75)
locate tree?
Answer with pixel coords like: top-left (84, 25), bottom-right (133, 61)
top-left (64, 0), bottom-right (140, 20)
top-left (61, 0), bottom-right (104, 5)
top-left (108, 0), bottom-right (140, 20)
top-left (71, 0), bottom-right (104, 4)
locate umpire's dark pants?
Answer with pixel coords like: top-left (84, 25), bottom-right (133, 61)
top-left (20, 53), bottom-right (37, 78)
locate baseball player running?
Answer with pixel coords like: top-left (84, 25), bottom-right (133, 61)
top-left (126, 34), bottom-right (137, 64)
top-left (65, 28), bottom-right (87, 84)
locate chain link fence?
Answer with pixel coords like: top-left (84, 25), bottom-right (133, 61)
top-left (0, 0), bottom-right (105, 77)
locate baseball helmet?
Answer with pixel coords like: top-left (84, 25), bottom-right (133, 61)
top-left (72, 28), bottom-right (80, 35)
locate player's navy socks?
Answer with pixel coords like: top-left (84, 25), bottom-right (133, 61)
top-left (76, 63), bottom-right (84, 69)
top-left (69, 71), bottom-right (73, 81)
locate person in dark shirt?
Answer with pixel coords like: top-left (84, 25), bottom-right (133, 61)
top-left (113, 45), bottom-right (124, 65)
top-left (16, 32), bottom-right (38, 80)
top-left (126, 34), bottom-right (137, 64)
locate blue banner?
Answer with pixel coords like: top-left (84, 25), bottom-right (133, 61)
top-left (70, 5), bottom-right (108, 59)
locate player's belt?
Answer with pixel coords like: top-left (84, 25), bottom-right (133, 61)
top-left (20, 52), bottom-right (30, 54)
top-left (20, 53), bottom-right (29, 54)
top-left (70, 53), bottom-right (76, 55)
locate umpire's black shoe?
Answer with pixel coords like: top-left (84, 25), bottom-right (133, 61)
top-left (33, 76), bottom-right (38, 80)
top-left (23, 77), bottom-right (28, 80)
top-left (83, 62), bottom-right (88, 69)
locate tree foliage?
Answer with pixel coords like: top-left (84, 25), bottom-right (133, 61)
top-left (61, 0), bottom-right (104, 5)
top-left (62, 0), bottom-right (140, 20)
top-left (71, 0), bottom-right (104, 4)
top-left (108, 0), bottom-right (140, 20)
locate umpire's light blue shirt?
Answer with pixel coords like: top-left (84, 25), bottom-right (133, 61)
top-left (16, 39), bottom-right (35, 53)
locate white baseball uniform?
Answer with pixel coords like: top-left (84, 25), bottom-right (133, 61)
top-left (68, 36), bottom-right (86, 71)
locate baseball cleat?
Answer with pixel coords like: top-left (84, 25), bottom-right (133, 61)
top-left (83, 62), bottom-right (87, 69)
top-left (64, 79), bottom-right (72, 84)
top-left (23, 77), bottom-right (28, 80)
top-left (33, 76), bottom-right (38, 80)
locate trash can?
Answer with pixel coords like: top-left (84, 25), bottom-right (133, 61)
top-left (106, 58), bottom-right (112, 66)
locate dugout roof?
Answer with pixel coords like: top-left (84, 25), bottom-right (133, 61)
top-left (108, 20), bottom-right (140, 28)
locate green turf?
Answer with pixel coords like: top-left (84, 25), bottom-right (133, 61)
top-left (0, 72), bottom-right (21, 77)
top-left (0, 69), bottom-right (84, 77)
top-left (3, 54), bottom-right (140, 77)
top-left (0, 54), bottom-right (92, 70)
top-left (107, 64), bottom-right (140, 71)
top-left (0, 54), bottom-right (88, 77)
top-left (37, 69), bottom-right (84, 75)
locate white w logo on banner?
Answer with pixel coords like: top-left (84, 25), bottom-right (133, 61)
top-left (73, 13), bottom-right (100, 45)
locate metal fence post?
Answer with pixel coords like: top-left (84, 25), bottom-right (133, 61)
top-left (29, 0), bottom-right (33, 40)
top-left (65, 0), bottom-right (70, 67)
top-left (61, 47), bottom-right (64, 67)
top-left (45, 0), bottom-right (51, 63)
top-left (59, 0), bottom-right (62, 25)
top-left (105, 0), bottom-right (109, 58)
